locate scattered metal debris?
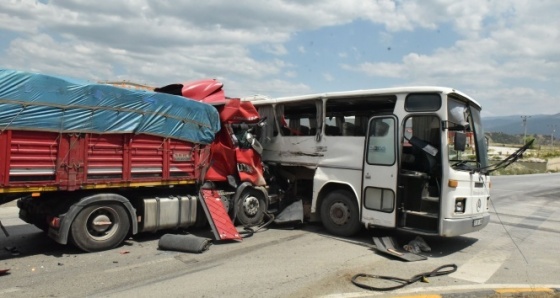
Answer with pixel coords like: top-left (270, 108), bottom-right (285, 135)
top-left (403, 236), bottom-right (431, 254)
top-left (158, 234), bottom-right (212, 253)
top-left (372, 237), bottom-right (426, 262)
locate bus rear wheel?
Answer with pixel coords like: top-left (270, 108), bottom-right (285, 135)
top-left (320, 190), bottom-right (361, 237)
top-left (70, 203), bottom-right (130, 252)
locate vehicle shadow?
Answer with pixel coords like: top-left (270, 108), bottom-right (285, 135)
top-left (295, 222), bottom-right (479, 260)
top-left (0, 225), bottom-right (80, 260)
top-left (0, 220), bottom-right (479, 260)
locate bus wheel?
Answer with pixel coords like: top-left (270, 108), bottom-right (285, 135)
top-left (70, 203), bottom-right (130, 252)
top-left (236, 188), bottom-right (266, 227)
top-left (320, 190), bottom-right (361, 237)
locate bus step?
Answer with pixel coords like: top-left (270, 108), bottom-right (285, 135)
top-left (404, 210), bottom-right (438, 218)
top-left (422, 196), bottom-right (439, 202)
top-left (398, 226), bottom-right (439, 236)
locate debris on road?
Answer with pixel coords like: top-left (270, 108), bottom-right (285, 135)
top-left (372, 237), bottom-right (426, 262)
top-left (4, 246), bottom-right (20, 256)
top-left (403, 236), bottom-right (431, 253)
top-left (351, 264), bottom-right (457, 291)
top-left (158, 234), bottom-right (212, 253)
top-left (0, 220), bottom-right (9, 237)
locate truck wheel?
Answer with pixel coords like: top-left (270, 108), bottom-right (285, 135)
top-left (70, 203), bottom-right (130, 252)
top-left (320, 190), bottom-right (361, 237)
top-left (236, 188), bottom-right (266, 226)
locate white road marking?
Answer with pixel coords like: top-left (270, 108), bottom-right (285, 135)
top-left (449, 235), bottom-right (514, 283)
top-left (0, 287), bottom-right (21, 295)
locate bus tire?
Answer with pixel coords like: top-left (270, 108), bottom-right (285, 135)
top-left (320, 190), bottom-right (361, 237)
top-left (70, 203), bottom-right (130, 252)
top-left (236, 188), bottom-right (266, 227)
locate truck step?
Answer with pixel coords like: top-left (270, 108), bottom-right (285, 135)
top-left (199, 189), bottom-right (242, 241)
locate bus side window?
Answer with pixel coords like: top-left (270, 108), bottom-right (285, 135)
top-left (367, 118), bottom-right (395, 165)
top-left (276, 101), bottom-right (317, 137)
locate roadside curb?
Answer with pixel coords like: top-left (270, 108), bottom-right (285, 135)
top-left (323, 285), bottom-right (560, 298)
top-left (437, 287), bottom-right (559, 297)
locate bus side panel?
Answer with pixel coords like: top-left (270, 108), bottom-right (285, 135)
top-left (312, 167), bottom-right (362, 215)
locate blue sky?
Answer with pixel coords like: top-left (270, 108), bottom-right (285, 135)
top-left (0, 0), bottom-right (559, 117)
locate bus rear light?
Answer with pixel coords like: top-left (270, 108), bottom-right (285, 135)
top-left (448, 179), bottom-right (458, 188)
top-left (487, 197), bottom-right (490, 210)
top-left (455, 198), bottom-right (466, 213)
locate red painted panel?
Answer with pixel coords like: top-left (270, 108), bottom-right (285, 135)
top-left (8, 131), bottom-right (59, 182)
top-left (199, 189), bottom-right (241, 241)
top-left (129, 135), bottom-right (164, 179)
top-left (1, 130), bottom-right (202, 190)
top-left (168, 139), bottom-right (196, 178)
top-left (86, 134), bottom-right (124, 181)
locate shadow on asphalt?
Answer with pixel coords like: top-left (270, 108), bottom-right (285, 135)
top-left (0, 225), bottom-right (80, 260)
top-left (296, 223), bottom-right (479, 260)
top-left (0, 220), bottom-right (478, 261)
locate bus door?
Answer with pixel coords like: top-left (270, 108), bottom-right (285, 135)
top-left (361, 116), bottom-right (398, 228)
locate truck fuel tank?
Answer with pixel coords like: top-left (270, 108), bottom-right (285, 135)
top-left (142, 196), bottom-right (198, 232)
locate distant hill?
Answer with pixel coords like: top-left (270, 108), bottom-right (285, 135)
top-left (483, 114), bottom-right (560, 135)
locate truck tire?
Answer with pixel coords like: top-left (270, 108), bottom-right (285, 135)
top-left (236, 188), bottom-right (266, 227)
top-left (70, 203), bottom-right (130, 252)
top-left (320, 190), bottom-right (361, 237)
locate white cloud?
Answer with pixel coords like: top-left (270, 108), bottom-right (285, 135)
top-left (262, 44), bottom-right (288, 56)
top-left (0, 0), bottom-right (558, 116)
top-left (322, 73), bottom-right (334, 82)
top-left (340, 0), bottom-right (560, 116)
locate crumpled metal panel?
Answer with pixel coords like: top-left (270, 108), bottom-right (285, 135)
top-left (199, 189), bottom-right (241, 241)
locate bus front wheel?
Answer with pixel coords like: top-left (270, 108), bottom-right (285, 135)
top-left (320, 190), bottom-right (361, 237)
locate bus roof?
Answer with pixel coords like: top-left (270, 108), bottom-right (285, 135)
top-left (244, 86), bottom-right (481, 109)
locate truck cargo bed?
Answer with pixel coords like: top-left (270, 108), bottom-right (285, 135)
top-left (0, 130), bottom-right (206, 194)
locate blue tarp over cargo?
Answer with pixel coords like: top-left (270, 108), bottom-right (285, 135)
top-left (0, 69), bottom-right (220, 144)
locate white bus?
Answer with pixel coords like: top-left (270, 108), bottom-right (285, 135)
top-left (246, 87), bottom-right (490, 237)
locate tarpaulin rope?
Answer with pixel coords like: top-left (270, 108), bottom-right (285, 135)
top-left (351, 264), bottom-right (457, 291)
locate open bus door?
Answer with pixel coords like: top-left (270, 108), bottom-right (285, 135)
top-left (361, 116), bottom-right (398, 228)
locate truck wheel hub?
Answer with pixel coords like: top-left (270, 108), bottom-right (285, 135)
top-left (91, 215), bottom-right (112, 232)
top-left (243, 196), bottom-right (260, 216)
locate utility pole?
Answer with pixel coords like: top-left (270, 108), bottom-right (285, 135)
top-left (521, 115), bottom-right (531, 143)
top-left (548, 124), bottom-right (557, 147)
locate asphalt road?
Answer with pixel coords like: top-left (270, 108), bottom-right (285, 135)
top-left (1, 173), bottom-right (559, 297)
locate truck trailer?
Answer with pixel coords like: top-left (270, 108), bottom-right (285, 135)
top-left (0, 69), bottom-right (273, 252)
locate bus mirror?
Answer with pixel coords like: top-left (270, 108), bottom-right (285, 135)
top-left (454, 132), bottom-right (467, 151)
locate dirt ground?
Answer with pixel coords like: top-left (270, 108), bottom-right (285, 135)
top-left (548, 157), bottom-right (560, 171)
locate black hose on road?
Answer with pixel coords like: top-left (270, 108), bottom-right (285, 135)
top-left (351, 264), bottom-right (458, 291)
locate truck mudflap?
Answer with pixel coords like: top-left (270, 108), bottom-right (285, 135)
top-left (199, 189), bottom-right (242, 241)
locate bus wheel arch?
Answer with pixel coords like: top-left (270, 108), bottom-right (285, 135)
top-left (317, 184), bottom-right (361, 237)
